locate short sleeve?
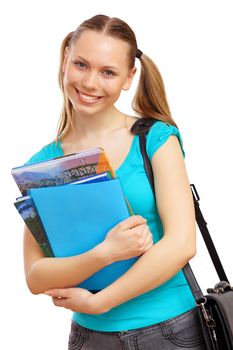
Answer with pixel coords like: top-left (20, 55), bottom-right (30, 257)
top-left (146, 120), bottom-right (186, 161)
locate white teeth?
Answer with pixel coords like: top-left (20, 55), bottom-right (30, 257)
top-left (79, 92), bottom-right (100, 101)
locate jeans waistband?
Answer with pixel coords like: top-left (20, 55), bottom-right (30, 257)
top-left (72, 306), bottom-right (197, 336)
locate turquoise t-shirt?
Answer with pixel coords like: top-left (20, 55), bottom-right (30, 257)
top-left (24, 120), bottom-right (196, 332)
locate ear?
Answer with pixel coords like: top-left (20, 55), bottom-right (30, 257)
top-left (62, 47), bottom-right (69, 74)
top-left (122, 67), bottom-right (137, 91)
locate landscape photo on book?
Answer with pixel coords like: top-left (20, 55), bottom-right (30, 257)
top-left (14, 196), bottom-right (54, 257)
top-left (11, 147), bottom-right (115, 196)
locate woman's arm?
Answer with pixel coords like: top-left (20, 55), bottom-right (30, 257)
top-left (24, 224), bottom-right (112, 295)
top-left (89, 135), bottom-right (196, 312)
top-left (25, 212), bottom-right (152, 296)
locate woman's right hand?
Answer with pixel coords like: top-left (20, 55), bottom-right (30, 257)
top-left (102, 215), bottom-right (154, 262)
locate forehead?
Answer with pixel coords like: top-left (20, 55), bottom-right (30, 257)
top-left (69, 30), bottom-right (130, 68)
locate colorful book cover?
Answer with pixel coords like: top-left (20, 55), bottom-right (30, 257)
top-left (14, 172), bottom-right (113, 257)
top-left (28, 178), bottom-right (138, 291)
top-left (11, 147), bottom-right (116, 196)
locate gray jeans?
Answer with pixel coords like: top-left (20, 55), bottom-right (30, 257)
top-left (68, 306), bottom-right (207, 349)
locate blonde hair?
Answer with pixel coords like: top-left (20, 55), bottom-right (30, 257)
top-left (54, 14), bottom-right (178, 145)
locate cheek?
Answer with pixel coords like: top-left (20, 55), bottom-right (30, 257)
top-left (64, 68), bottom-right (79, 86)
top-left (103, 80), bottom-right (124, 96)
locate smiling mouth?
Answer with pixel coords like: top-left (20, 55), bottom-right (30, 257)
top-left (76, 89), bottom-right (103, 103)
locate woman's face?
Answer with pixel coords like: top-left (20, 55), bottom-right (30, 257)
top-left (62, 30), bottom-right (136, 116)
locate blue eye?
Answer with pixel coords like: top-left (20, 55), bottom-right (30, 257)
top-left (75, 61), bottom-right (86, 68)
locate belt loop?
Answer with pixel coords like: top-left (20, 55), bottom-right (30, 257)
top-left (161, 322), bottom-right (170, 339)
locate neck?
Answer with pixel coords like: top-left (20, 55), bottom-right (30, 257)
top-left (70, 106), bottom-right (127, 142)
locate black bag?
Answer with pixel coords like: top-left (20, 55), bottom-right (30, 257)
top-left (131, 117), bottom-right (233, 350)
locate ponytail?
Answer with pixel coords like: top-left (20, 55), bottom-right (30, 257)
top-left (132, 53), bottom-right (178, 128)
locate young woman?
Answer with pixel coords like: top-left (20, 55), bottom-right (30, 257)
top-left (23, 14), bottom-right (207, 350)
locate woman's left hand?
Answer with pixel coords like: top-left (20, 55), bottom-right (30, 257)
top-left (44, 288), bottom-right (107, 315)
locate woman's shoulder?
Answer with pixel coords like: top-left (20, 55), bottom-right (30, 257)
top-left (147, 119), bottom-right (180, 136)
top-left (146, 119), bottom-right (186, 160)
top-left (24, 139), bottom-right (61, 166)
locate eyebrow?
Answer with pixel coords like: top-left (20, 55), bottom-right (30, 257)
top-left (74, 56), bottom-right (119, 71)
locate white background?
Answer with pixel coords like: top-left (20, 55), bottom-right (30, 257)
top-left (1, 0), bottom-right (233, 349)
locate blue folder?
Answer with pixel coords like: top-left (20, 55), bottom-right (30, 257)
top-left (27, 179), bottom-right (138, 291)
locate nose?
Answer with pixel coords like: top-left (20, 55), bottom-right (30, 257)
top-left (81, 71), bottom-right (99, 91)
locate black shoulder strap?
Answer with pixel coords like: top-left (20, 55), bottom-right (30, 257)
top-left (131, 118), bottom-right (158, 192)
top-left (131, 117), bottom-right (229, 301)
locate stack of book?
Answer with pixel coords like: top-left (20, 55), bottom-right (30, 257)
top-left (12, 147), bottom-right (138, 292)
